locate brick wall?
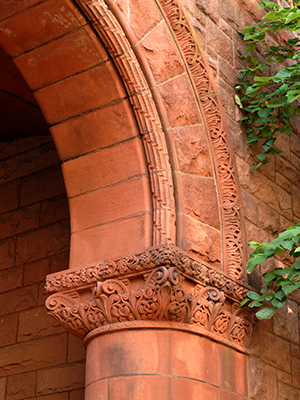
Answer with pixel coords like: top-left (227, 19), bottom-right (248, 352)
top-left (0, 136), bottom-right (85, 400)
top-left (190, 0), bottom-right (300, 398)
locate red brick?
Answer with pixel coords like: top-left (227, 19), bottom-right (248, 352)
top-left (0, 238), bottom-right (15, 270)
top-left (36, 363), bottom-right (85, 395)
top-left (0, 313), bottom-right (18, 347)
top-left (0, 334), bottom-right (67, 377)
top-left (68, 334), bottom-right (86, 363)
top-left (181, 174), bottom-right (220, 230)
top-left (15, 220), bottom-right (70, 265)
top-left (14, 26), bottom-right (108, 90)
top-left (20, 166), bottom-right (66, 207)
top-left (0, 180), bottom-right (20, 213)
top-left (23, 258), bottom-right (51, 286)
top-left (50, 252), bottom-right (69, 274)
top-left (40, 197), bottom-right (69, 226)
top-left (70, 177), bottom-right (151, 232)
top-left (0, 266), bottom-right (23, 293)
top-left (0, 142), bottom-right (60, 185)
top-left (35, 61), bottom-right (127, 125)
top-left (18, 306), bottom-right (65, 342)
top-left (51, 99), bottom-right (139, 161)
top-left (157, 74), bottom-right (201, 127)
top-left (62, 138), bottom-right (148, 197)
top-left (69, 214), bottom-right (152, 268)
top-left (138, 21), bottom-right (184, 84)
top-left (0, 285), bottom-right (38, 316)
top-left (0, 204), bottom-right (40, 240)
top-left (0, 0), bottom-right (86, 56)
top-left (6, 371), bottom-right (36, 400)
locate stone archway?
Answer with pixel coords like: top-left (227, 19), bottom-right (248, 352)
top-left (0, 1), bottom-right (251, 399)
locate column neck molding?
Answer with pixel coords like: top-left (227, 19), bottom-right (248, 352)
top-left (45, 244), bottom-right (252, 351)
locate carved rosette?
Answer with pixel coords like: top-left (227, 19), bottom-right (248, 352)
top-left (46, 245), bottom-right (252, 349)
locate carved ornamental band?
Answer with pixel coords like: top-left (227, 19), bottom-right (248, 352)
top-left (46, 245), bottom-right (252, 349)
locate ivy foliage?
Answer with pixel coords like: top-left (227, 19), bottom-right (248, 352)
top-left (241, 223), bottom-right (300, 319)
top-left (235, 0), bottom-right (300, 168)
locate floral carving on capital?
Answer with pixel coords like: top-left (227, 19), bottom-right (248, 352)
top-left (46, 245), bottom-right (252, 350)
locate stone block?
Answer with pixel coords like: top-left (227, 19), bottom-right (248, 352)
top-left (0, 0), bottom-right (85, 56)
top-left (6, 371), bottom-right (36, 400)
top-left (278, 381), bottom-right (300, 400)
top-left (20, 166), bottom-right (65, 207)
top-left (18, 306), bottom-right (65, 342)
top-left (36, 363), bottom-right (85, 395)
top-left (15, 220), bottom-right (70, 265)
top-left (0, 285), bottom-right (38, 316)
top-left (0, 204), bottom-right (40, 240)
top-left (35, 61), bottom-right (126, 125)
top-left (248, 357), bottom-right (277, 400)
top-left (0, 180), bottom-right (20, 214)
top-left (0, 266), bottom-right (23, 293)
top-left (274, 300), bottom-right (299, 343)
top-left (0, 334), bottom-right (67, 377)
top-left (0, 238), bottom-right (15, 270)
top-left (23, 258), bottom-right (51, 286)
top-left (0, 313), bottom-right (18, 347)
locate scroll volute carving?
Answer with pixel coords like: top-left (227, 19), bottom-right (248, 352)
top-left (46, 244), bottom-right (252, 349)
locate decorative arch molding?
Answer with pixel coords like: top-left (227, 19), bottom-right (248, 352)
top-left (154, 0), bottom-right (246, 281)
top-left (73, 0), bottom-right (176, 246)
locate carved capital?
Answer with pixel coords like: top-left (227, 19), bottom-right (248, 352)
top-left (45, 244), bottom-right (252, 350)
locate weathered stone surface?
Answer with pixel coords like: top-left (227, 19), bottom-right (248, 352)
top-left (249, 328), bottom-right (291, 373)
top-left (0, 285), bottom-right (38, 316)
top-left (6, 371), bottom-right (36, 400)
top-left (18, 306), bottom-right (65, 342)
top-left (248, 357), bottom-right (277, 400)
top-left (36, 363), bottom-right (85, 395)
top-left (0, 266), bottom-right (23, 293)
top-left (0, 314), bottom-right (18, 347)
top-left (274, 301), bottom-right (299, 344)
top-left (0, 334), bottom-right (67, 377)
top-left (0, 238), bottom-right (15, 271)
top-left (278, 381), bottom-right (300, 400)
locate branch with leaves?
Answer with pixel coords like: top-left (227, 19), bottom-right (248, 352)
top-left (235, 0), bottom-right (300, 168)
top-left (241, 223), bottom-right (300, 319)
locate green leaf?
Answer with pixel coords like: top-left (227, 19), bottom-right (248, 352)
top-left (247, 291), bottom-right (261, 301)
top-left (235, 95), bottom-right (243, 108)
top-left (256, 307), bottom-right (275, 320)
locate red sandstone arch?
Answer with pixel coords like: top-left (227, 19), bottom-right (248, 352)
top-left (0, 0), bottom-right (246, 280)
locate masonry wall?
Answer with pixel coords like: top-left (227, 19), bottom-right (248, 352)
top-left (0, 137), bottom-right (85, 400)
top-left (188, 0), bottom-right (300, 398)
